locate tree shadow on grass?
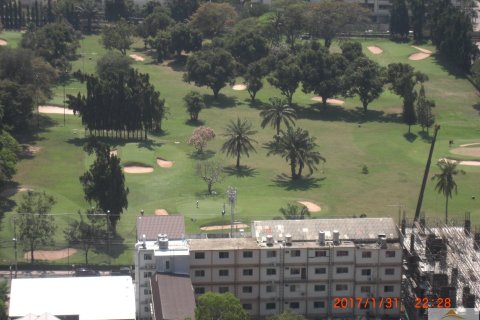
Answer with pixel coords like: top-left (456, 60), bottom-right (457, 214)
top-left (271, 174), bottom-right (325, 191)
top-left (224, 166), bottom-right (258, 178)
top-left (185, 119), bottom-right (205, 127)
top-left (166, 58), bottom-right (187, 72)
top-left (296, 104), bottom-right (401, 124)
top-left (418, 130), bottom-right (433, 143)
top-left (245, 99), bottom-right (269, 110)
top-left (188, 150), bottom-right (215, 160)
top-left (203, 93), bottom-right (238, 109)
top-left (404, 132), bottom-right (418, 142)
top-left (472, 103), bottom-right (480, 115)
top-left (432, 53), bottom-right (468, 79)
top-left (94, 233), bottom-right (128, 260)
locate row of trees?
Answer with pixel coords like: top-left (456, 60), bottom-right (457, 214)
top-left (0, 0), bottom-right (54, 30)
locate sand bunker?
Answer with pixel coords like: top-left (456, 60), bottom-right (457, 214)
top-left (409, 52), bottom-right (430, 61)
top-left (411, 46), bottom-right (432, 54)
top-left (129, 54), bottom-right (145, 61)
top-left (450, 147), bottom-right (480, 157)
top-left (0, 186), bottom-right (31, 198)
top-left (200, 224), bottom-right (249, 231)
top-left (297, 201), bottom-right (321, 212)
top-left (157, 157), bottom-right (174, 168)
top-left (232, 84), bottom-right (247, 91)
top-left (38, 106), bottom-right (75, 114)
top-left (155, 209), bottom-right (169, 216)
top-left (110, 149), bottom-right (117, 157)
top-left (311, 96), bottom-right (345, 106)
top-left (367, 46), bottom-right (383, 54)
top-left (24, 248), bottom-right (77, 261)
top-left (441, 158), bottom-right (480, 167)
top-left (20, 145), bottom-right (41, 157)
top-left (123, 166), bottom-right (154, 173)
top-left (0, 39), bottom-right (7, 46)
top-left (460, 143), bottom-right (480, 147)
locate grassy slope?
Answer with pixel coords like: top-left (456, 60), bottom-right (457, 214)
top-left (1, 35), bottom-right (479, 265)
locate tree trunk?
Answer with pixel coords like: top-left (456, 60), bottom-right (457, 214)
top-left (30, 243), bottom-right (35, 263)
top-left (298, 161), bottom-right (304, 178)
top-left (85, 247), bottom-right (89, 265)
top-left (208, 180), bottom-right (212, 194)
top-left (276, 119), bottom-right (280, 136)
top-left (290, 159), bottom-right (297, 179)
top-left (213, 88), bottom-right (219, 99)
top-left (236, 153), bottom-right (240, 168)
top-left (324, 38), bottom-right (332, 48)
top-left (322, 97), bottom-right (328, 108)
top-left (408, 125), bottom-right (411, 134)
top-left (362, 101), bottom-right (368, 114)
top-left (445, 196), bottom-right (449, 224)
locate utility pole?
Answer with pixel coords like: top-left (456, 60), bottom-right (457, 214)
top-left (226, 187), bottom-right (237, 237)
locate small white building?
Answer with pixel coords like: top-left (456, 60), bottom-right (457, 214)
top-left (9, 276), bottom-right (136, 320)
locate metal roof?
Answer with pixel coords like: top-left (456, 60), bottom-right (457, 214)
top-left (151, 273), bottom-right (195, 320)
top-left (136, 215), bottom-right (185, 241)
top-left (252, 218), bottom-right (399, 242)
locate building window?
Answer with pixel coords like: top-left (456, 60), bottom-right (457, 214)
top-left (266, 302), bottom-right (276, 310)
top-left (291, 250), bottom-right (300, 257)
top-left (336, 267), bottom-right (348, 274)
top-left (290, 268), bottom-right (300, 275)
top-left (243, 269), bottom-right (253, 276)
top-left (385, 268), bottom-right (395, 275)
top-left (267, 250), bottom-right (277, 258)
top-left (314, 301), bottom-right (325, 308)
top-left (386, 251), bottom-right (396, 258)
top-left (360, 286), bottom-right (371, 293)
top-left (315, 267), bottom-right (326, 274)
top-left (335, 284), bottom-right (348, 291)
top-left (144, 253), bottom-right (152, 260)
top-left (384, 285), bottom-right (394, 293)
top-left (289, 285), bottom-right (296, 292)
top-left (362, 251), bottom-right (372, 258)
top-left (242, 304), bottom-right (252, 310)
top-left (266, 268), bottom-right (276, 275)
top-left (219, 287), bottom-right (229, 293)
top-left (219, 269), bottom-right (229, 276)
top-left (361, 269), bottom-right (371, 276)
top-left (144, 288), bottom-right (151, 295)
top-left (144, 306), bottom-right (150, 312)
top-left (219, 251), bottom-right (229, 259)
top-left (195, 287), bottom-right (205, 294)
top-left (266, 285), bottom-right (274, 293)
top-left (165, 261), bottom-right (170, 270)
top-left (194, 270), bottom-right (205, 277)
top-left (314, 284), bottom-right (326, 292)
top-left (242, 286), bottom-right (253, 293)
top-left (143, 271), bottom-right (152, 278)
top-left (195, 252), bottom-right (205, 259)
top-left (336, 250), bottom-right (349, 256)
top-left (243, 251), bottom-right (253, 258)
top-left (315, 250), bottom-right (327, 257)
top-left (289, 302), bottom-right (300, 309)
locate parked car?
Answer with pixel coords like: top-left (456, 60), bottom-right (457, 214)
top-left (111, 266), bottom-right (131, 276)
top-left (75, 268), bottom-right (100, 277)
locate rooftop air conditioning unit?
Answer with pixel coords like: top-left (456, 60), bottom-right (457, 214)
top-left (266, 235), bottom-right (274, 246)
top-left (285, 234), bottom-right (292, 246)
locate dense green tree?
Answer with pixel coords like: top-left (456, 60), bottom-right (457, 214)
top-left (0, 131), bottom-right (19, 186)
top-left (267, 51), bottom-right (301, 105)
top-left (307, 1), bottom-right (369, 48)
top-left (184, 48), bottom-right (236, 99)
top-left (75, 0), bottom-right (100, 33)
top-left (80, 138), bottom-right (129, 232)
top-left (416, 84), bottom-right (435, 132)
top-left (389, 0), bottom-right (409, 40)
top-left (54, 0), bottom-right (80, 29)
top-left (432, 159), bottom-right (464, 224)
top-left (168, 0), bottom-right (198, 22)
top-left (471, 59), bottom-right (480, 86)
top-left (0, 280), bottom-right (7, 319)
top-left (64, 209), bottom-right (107, 265)
top-left (267, 127), bottom-right (325, 179)
top-left (428, 0), bottom-right (452, 46)
top-left (17, 191), bottom-right (57, 262)
top-left (387, 63), bottom-right (427, 132)
top-left (195, 292), bottom-right (249, 320)
top-left (345, 57), bottom-right (385, 113)
top-left (280, 203), bottom-right (310, 220)
top-left (0, 80), bottom-right (35, 131)
top-left (46, 0), bottom-right (55, 23)
top-left (140, 6), bottom-right (174, 39)
top-left (226, 29), bottom-right (268, 73)
top-left (340, 41), bottom-right (364, 62)
top-left (188, 2), bottom-right (237, 38)
top-left (104, 0), bottom-right (134, 21)
top-left (409, 0), bottom-right (425, 40)
top-left (279, 0), bottom-right (308, 51)
top-left (101, 19), bottom-right (134, 55)
top-left (96, 51), bottom-right (132, 80)
top-left (260, 97), bottom-right (296, 136)
top-left (169, 22), bottom-right (202, 57)
top-left (221, 118), bottom-right (257, 168)
top-left (184, 91), bottom-right (205, 122)
top-left (150, 30), bottom-right (171, 62)
top-left (244, 61), bottom-right (266, 102)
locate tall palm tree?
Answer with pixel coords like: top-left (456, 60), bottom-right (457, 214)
top-left (280, 203), bottom-right (310, 220)
top-left (267, 127), bottom-right (325, 179)
top-left (221, 118), bottom-right (258, 168)
top-left (260, 97), bottom-right (297, 136)
top-left (431, 159), bottom-right (463, 224)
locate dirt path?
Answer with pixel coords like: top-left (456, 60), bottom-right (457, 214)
top-left (311, 96), bottom-right (344, 105)
top-left (200, 224), bottom-right (249, 231)
top-left (155, 209), bottom-right (169, 215)
top-left (367, 46), bottom-right (383, 54)
top-left (129, 54), bottom-right (145, 61)
top-left (23, 248), bottom-right (77, 261)
top-left (297, 201), bottom-right (321, 212)
top-left (411, 46), bottom-right (432, 54)
top-left (38, 106), bottom-right (75, 114)
top-left (123, 166), bottom-right (153, 173)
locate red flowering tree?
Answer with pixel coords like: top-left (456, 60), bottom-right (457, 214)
top-left (187, 126), bottom-right (216, 153)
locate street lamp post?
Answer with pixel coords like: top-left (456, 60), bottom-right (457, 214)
top-left (226, 187), bottom-right (237, 237)
top-left (63, 69), bottom-right (68, 126)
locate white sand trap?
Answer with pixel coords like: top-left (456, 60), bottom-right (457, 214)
top-left (129, 54), bottom-right (145, 61)
top-left (0, 39), bottom-right (7, 46)
top-left (440, 158), bottom-right (480, 167)
top-left (409, 52), bottom-right (430, 61)
top-left (367, 46), bottom-right (383, 54)
top-left (200, 224), bottom-right (249, 231)
top-left (311, 96), bottom-right (345, 106)
top-left (157, 157), bottom-right (174, 168)
top-left (123, 166), bottom-right (153, 173)
top-left (20, 145), bottom-right (41, 156)
top-left (411, 46), bottom-right (432, 54)
top-left (155, 209), bottom-right (169, 216)
top-left (110, 149), bottom-right (117, 157)
top-left (174, 141), bottom-right (180, 144)
top-left (297, 201), bottom-right (321, 212)
top-left (450, 147), bottom-right (480, 157)
top-left (39, 106), bottom-right (75, 114)
top-left (232, 84), bottom-right (247, 91)
top-left (460, 143), bottom-right (480, 147)
top-left (0, 186), bottom-right (31, 198)
top-left (24, 248), bottom-right (77, 261)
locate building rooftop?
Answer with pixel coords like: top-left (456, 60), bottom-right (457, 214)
top-left (9, 276), bottom-right (135, 320)
top-left (136, 215), bottom-right (185, 241)
top-left (151, 273), bottom-right (195, 320)
top-left (189, 238), bottom-right (259, 250)
top-left (253, 218), bottom-right (399, 242)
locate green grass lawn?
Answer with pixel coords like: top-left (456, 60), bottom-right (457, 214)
top-left (1, 35), bottom-right (479, 266)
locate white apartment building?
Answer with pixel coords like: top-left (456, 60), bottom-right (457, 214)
top-left (134, 218), bottom-right (402, 320)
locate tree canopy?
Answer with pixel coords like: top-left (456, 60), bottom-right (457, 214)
top-left (389, 0), bottom-right (409, 40)
top-left (221, 118), bottom-right (257, 168)
top-left (101, 19), bottom-right (134, 55)
top-left (188, 2), bottom-right (237, 38)
top-left (267, 50), bottom-right (301, 105)
top-left (96, 51), bottom-right (132, 80)
top-left (195, 292), bottom-right (249, 320)
top-left (0, 131), bottom-right (19, 186)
